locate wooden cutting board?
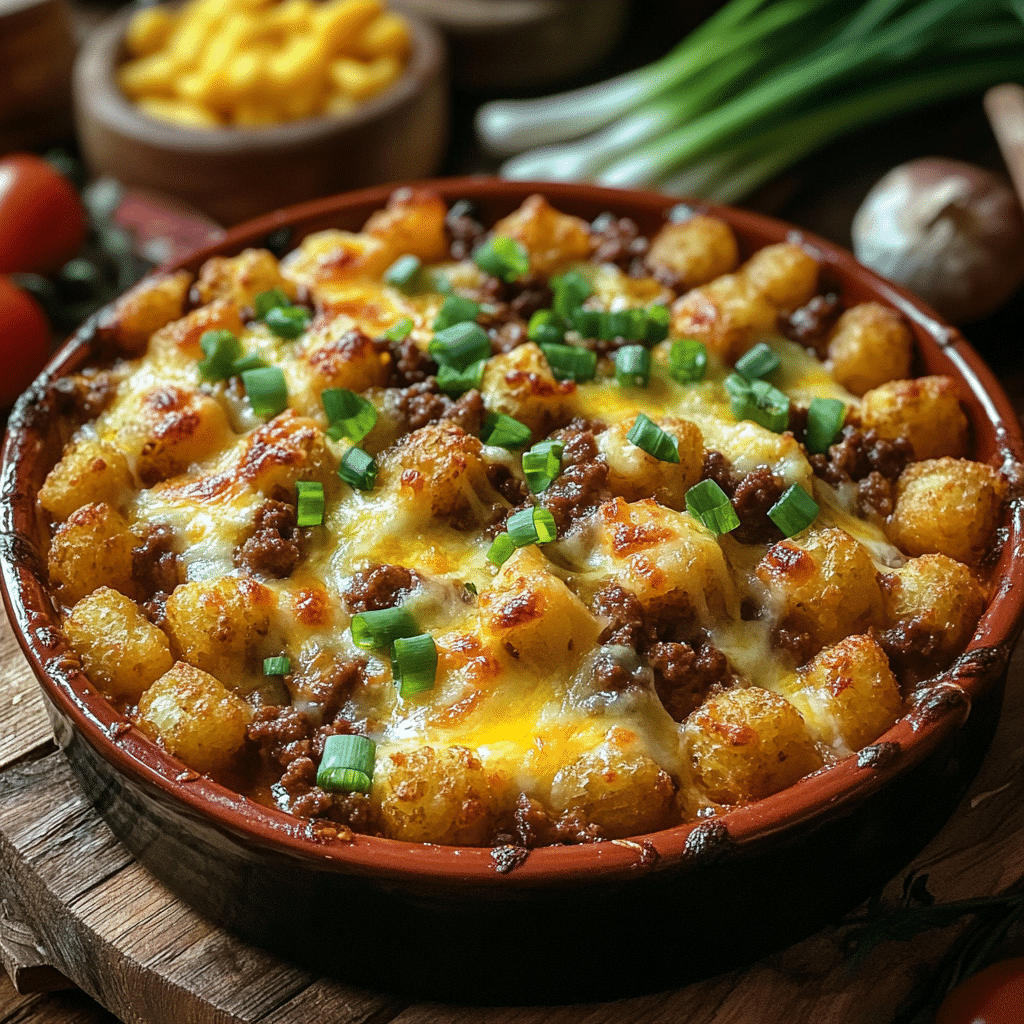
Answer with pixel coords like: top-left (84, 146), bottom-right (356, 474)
top-left (2, 517), bottom-right (1024, 1022)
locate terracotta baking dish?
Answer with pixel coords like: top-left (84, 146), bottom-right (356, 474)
top-left (2, 179), bottom-right (1022, 1004)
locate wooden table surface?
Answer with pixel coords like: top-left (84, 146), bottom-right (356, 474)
top-left (4, 4), bottom-right (1024, 1019)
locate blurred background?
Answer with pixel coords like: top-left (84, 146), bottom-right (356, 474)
top-left (1, 0), bottom-right (1022, 407)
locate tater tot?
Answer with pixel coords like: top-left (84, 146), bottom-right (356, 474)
top-left (860, 375), bottom-right (969, 460)
top-left (826, 302), bottom-right (913, 396)
top-left (889, 457), bottom-right (1006, 564)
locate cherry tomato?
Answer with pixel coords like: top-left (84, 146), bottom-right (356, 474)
top-left (0, 276), bottom-right (52, 407)
top-left (935, 957), bottom-right (1024, 1024)
top-left (0, 153), bottom-right (87, 276)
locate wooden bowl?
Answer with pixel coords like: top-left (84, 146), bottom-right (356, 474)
top-left (71, 5), bottom-right (449, 227)
top-left (3, 179), bottom-right (1023, 1004)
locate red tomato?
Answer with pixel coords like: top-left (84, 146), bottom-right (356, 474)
top-left (0, 153), bottom-right (87, 276)
top-left (936, 957), bottom-right (1024, 1024)
top-left (0, 276), bottom-right (52, 407)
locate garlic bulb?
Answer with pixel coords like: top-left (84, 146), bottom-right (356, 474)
top-left (851, 157), bottom-right (1024, 324)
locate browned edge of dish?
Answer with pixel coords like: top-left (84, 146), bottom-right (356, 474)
top-left (3, 177), bottom-right (1023, 891)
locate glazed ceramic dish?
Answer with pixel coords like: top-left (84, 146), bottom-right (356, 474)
top-left (3, 179), bottom-right (1022, 1003)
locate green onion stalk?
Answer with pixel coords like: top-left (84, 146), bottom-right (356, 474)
top-left (479, 0), bottom-right (1024, 201)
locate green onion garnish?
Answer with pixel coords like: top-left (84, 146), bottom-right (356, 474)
top-left (351, 606), bottom-right (419, 649)
top-left (600, 308), bottom-right (645, 342)
top-left (527, 309), bottom-right (565, 347)
top-left (317, 733), bottom-right (376, 794)
top-left (198, 329), bottom-right (242, 381)
top-left (295, 480), bottom-right (325, 527)
top-left (552, 270), bottom-right (592, 321)
top-left (669, 338), bottom-right (708, 384)
top-left (686, 479), bottom-right (740, 536)
top-left (429, 321), bottom-right (491, 370)
top-left (243, 366), bottom-right (288, 418)
top-left (805, 396), bottom-right (846, 454)
top-left (322, 388), bottom-right (377, 443)
top-left (437, 360), bottom-right (486, 397)
top-left (626, 412), bottom-right (679, 463)
top-left (338, 446), bottom-right (378, 491)
top-left (253, 287), bottom-right (290, 319)
top-left (569, 307), bottom-right (601, 339)
top-left (265, 304), bottom-right (310, 339)
top-left (383, 318), bottom-right (414, 342)
top-left (645, 305), bottom-right (670, 345)
top-left (474, 236), bottom-right (530, 281)
top-left (393, 633), bottom-right (437, 697)
top-left (615, 344), bottom-right (651, 387)
top-left (432, 294), bottom-right (481, 332)
top-left (464, 581), bottom-right (477, 595)
top-left (230, 353), bottom-right (267, 374)
top-left (539, 342), bottom-right (597, 382)
top-left (728, 374), bottom-right (790, 433)
top-left (768, 484), bottom-right (819, 537)
top-left (264, 656), bottom-right (290, 675)
top-left (735, 341), bottom-right (780, 381)
top-left (487, 533), bottom-right (516, 566)
top-left (522, 439), bottom-right (564, 493)
top-left (384, 254), bottom-right (423, 292)
top-left (481, 412), bottom-right (532, 449)
top-left (508, 506), bottom-right (557, 546)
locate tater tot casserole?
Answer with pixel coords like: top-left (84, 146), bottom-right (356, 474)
top-left (25, 183), bottom-right (1015, 855)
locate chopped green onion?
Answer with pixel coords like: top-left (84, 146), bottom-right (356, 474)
top-left (685, 479), bottom-right (740, 536)
top-left (552, 270), bottom-right (592, 321)
top-left (749, 379), bottom-right (790, 433)
top-left (464, 581), bottom-right (478, 595)
top-left (317, 733), bottom-right (376, 794)
top-left (728, 374), bottom-right (790, 433)
top-left (437, 360), bottom-right (485, 397)
top-left (263, 656), bottom-right (290, 675)
top-left (338, 446), bottom-right (378, 491)
top-left (481, 412), bottom-right (532, 449)
top-left (198, 330), bottom-right (242, 381)
top-left (507, 505), bottom-right (558, 546)
top-left (429, 321), bottom-right (491, 370)
top-left (265, 304), bottom-right (310, 339)
top-left (383, 318), bottom-right (414, 341)
top-left (768, 484), bottom-right (819, 538)
top-left (522, 439), bottom-right (564, 494)
top-left (384, 254), bottom-right (423, 292)
top-left (626, 412), bottom-right (679, 463)
top-left (253, 287), bottom-right (291, 319)
top-left (645, 305), bottom-right (670, 345)
top-left (599, 308), bottom-right (645, 342)
top-left (615, 344), bottom-right (651, 387)
top-left (322, 388), bottom-right (377, 443)
top-left (487, 533), bottom-right (516, 566)
top-left (351, 606), bottom-right (418, 649)
top-left (670, 338), bottom-right (707, 384)
top-left (432, 294), bottom-right (481, 331)
top-left (243, 366), bottom-right (288, 418)
top-left (735, 341), bottom-right (780, 381)
top-left (230, 353), bottom-right (267, 374)
top-left (527, 309), bottom-right (565, 346)
top-left (569, 307), bottom-right (601, 339)
top-left (393, 633), bottom-right (437, 697)
top-left (539, 342), bottom-right (596, 382)
top-left (474, 235), bottom-right (530, 281)
top-left (805, 396), bottom-right (846, 454)
top-left (295, 480), bottom-right (325, 527)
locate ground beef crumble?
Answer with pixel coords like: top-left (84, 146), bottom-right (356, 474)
top-left (234, 498), bottom-right (300, 578)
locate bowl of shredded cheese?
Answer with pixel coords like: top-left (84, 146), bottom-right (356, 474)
top-left (72, 0), bottom-right (448, 226)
